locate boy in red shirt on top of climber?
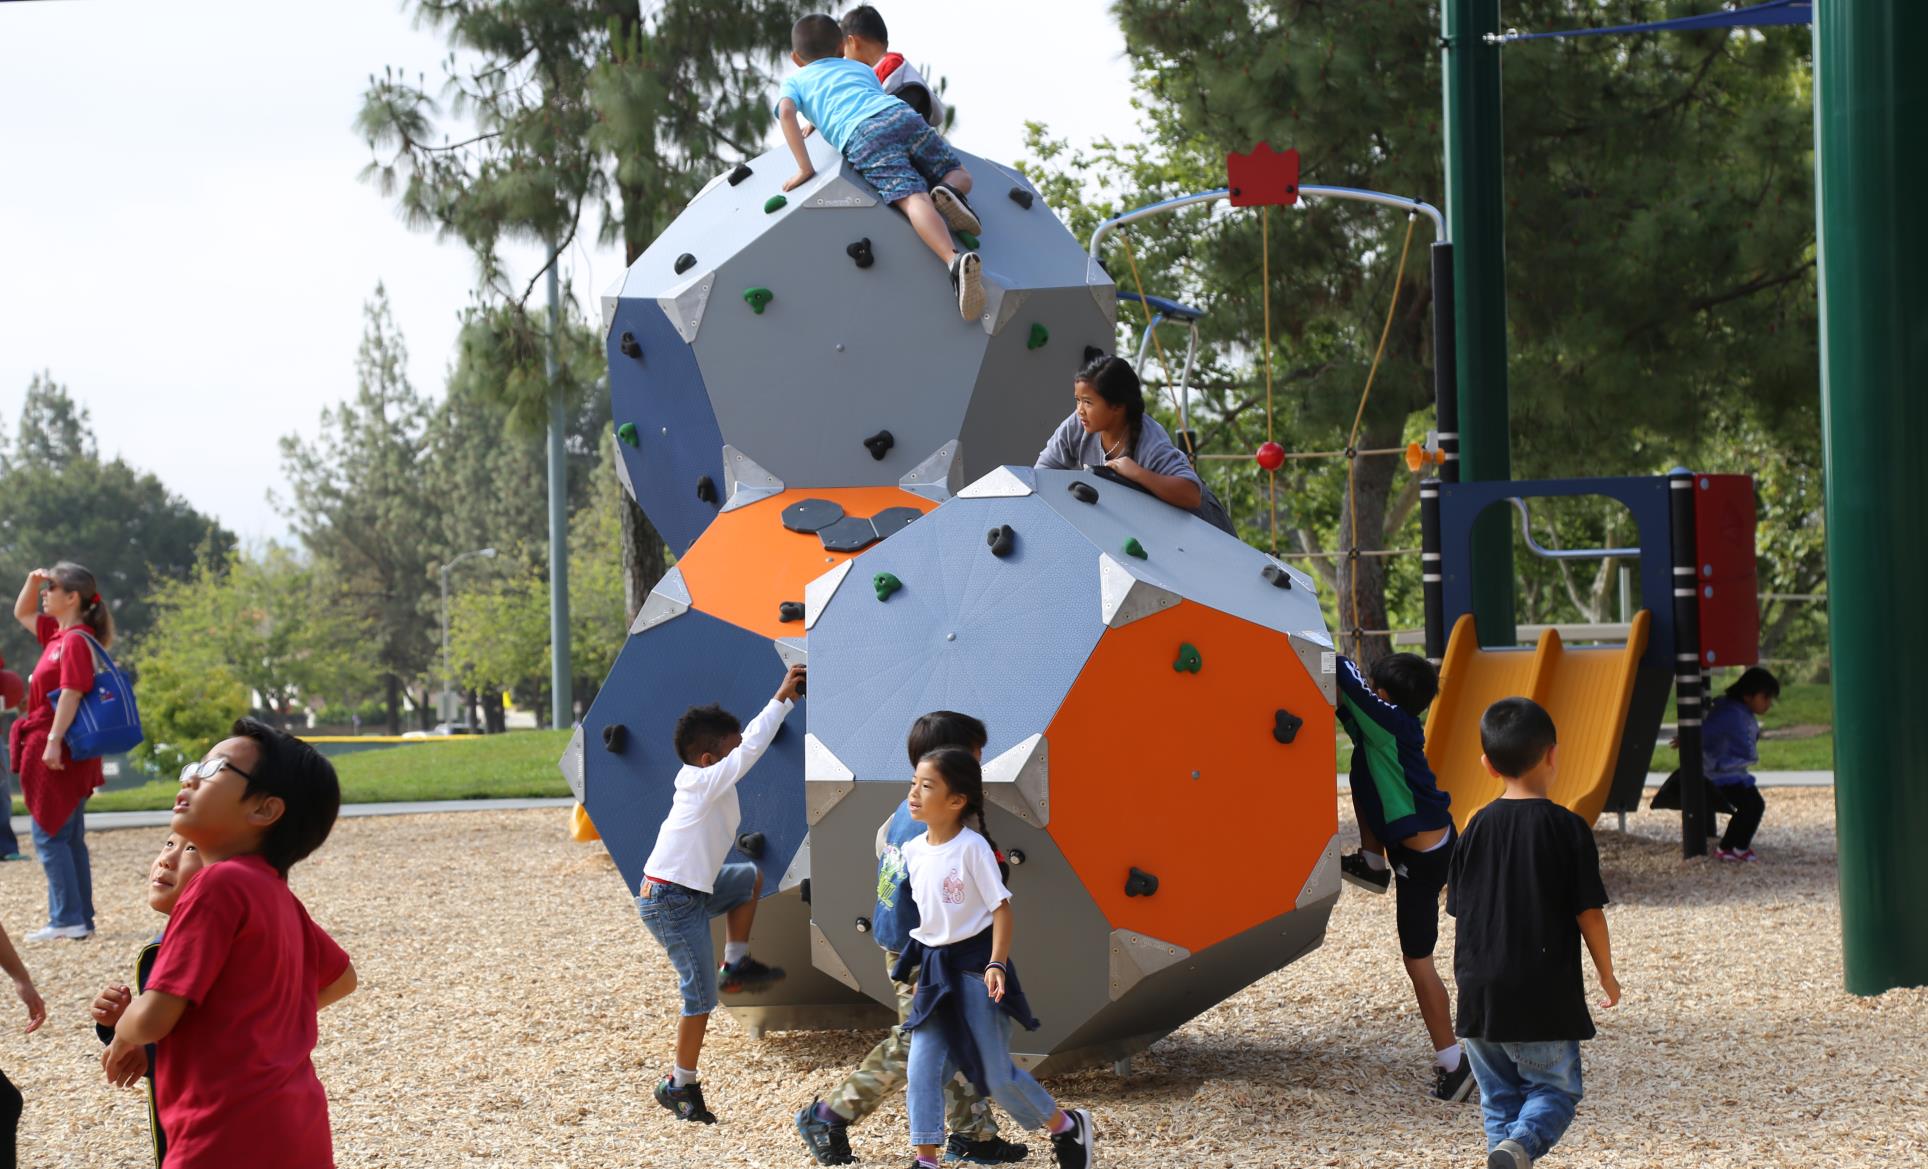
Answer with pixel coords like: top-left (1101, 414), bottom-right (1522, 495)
top-left (840, 6), bottom-right (946, 129)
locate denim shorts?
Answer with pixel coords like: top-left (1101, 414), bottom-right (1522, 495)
top-left (843, 104), bottom-right (962, 204)
top-left (635, 861), bottom-right (760, 1017)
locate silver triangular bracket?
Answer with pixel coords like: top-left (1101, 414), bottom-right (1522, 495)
top-left (810, 920), bottom-right (862, 991)
top-left (804, 733), bottom-right (856, 826)
top-left (979, 279), bottom-right (1026, 336)
top-left (1289, 631), bottom-right (1338, 707)
top-left (772, 637), bottom-right (808, 671)
top-left (611, 441), bottom-right (639, 505)
top-left (803, 173), bottom-right (879, 209)
top-left (1108, 928), bottom-right (1190, 1001)
top-left (1295, 833), bottom-right (1341, 909)
top-left (630, 566), bottom-right (691, 635)
top-left (957, 465), bottom-right (1036, 500)
top-left (658, 271), bottom-right (716, 344)
top-left (898, 440), bottom-right (962, 503)
top-left (557, 723), bottom-right (586, 802)
top-left (1098, 554), bottom-right (1181, 629)
top-left (804, 560), bottom-right (855, 630)
top-left (719, 444), bottom-right (785, 513)
top-left (778, 835), bottom-right (810, 893)
top-left (600, 274), bottom-right (623, 341)
top-left (982, 733), bottom-right (1049, 828)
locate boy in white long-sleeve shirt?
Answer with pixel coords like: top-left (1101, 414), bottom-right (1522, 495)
top-left (639, 663), bottom-right (806, 1124)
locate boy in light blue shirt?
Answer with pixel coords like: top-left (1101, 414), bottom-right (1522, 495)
top-left (776, 13), bottom-right (985, 321)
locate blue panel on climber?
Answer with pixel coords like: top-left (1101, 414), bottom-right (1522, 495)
top-left (607, 296), bottom-right (727, 555)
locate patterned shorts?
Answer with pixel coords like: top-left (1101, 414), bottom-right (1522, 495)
top-left (843, 104), bottom-right (962, 204)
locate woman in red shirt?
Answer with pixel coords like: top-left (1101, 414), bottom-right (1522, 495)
top-left (9, 563), bottom-right (113, 941)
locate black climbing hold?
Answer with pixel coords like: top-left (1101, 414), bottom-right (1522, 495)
top-left (1083, 345), bottom-right (1105, 364)
top-left (1008, 186), bottom-right (1034, 209)
top-left (727, 162), bottom-right (753, 186)
top-left (855, 916), bottom-right (872, 934)
top-left (1068, 481), bottom-right (1099, 504)
top-left (800, 878), bottom-right (812, 904)
top-left (820, 516), bottom-right (883, 553)
top-left (1273, 709), bottom-right (1304, 744)
top-left (863, 429), bottom-right (895, 460)
top-left (782, 497), bottom-right (846, 533)
top-left (601, 723), bottom-right (627, 753)
top-left (846, 237), bottom-right (875, 269)
top-left (986, 524), bottom-right (1016, 558)
top-left (743, 286), bottom-right (774, 313)
top-left (870, 507), bottom-right (922, 541)
top-left (736, 831), bottom-right (766, 860)
top-left (674, 252), bottom-right (696, 275)
top-left (1006, 848), bottom-right (1026, 866)
top-left (696, 475), bottom-right (718, 505)
top-left (1261, 564), bottom-right (1293, 590)
top-left (1125, 867), bottom-right (1160, 898)
top-left (778, 601), bottom-right (805, 623)
top-left (619, 331), bottom-right (642, 359)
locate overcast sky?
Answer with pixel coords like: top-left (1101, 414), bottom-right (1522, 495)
top-left (0, 0), bottom-right (1142, 544)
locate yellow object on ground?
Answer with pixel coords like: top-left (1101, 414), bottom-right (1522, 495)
top-left (569, 802), bottom-right (601, 843)
top-left (1425, 610), bottom-right (1651, 829)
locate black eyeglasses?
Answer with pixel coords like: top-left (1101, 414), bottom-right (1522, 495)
top-left (179, 757), bottom-right (256, 784)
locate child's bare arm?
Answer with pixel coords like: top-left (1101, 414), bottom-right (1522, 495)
top-left (319, 962), bottom-right (358, 1009)
top-left (984, 900), bottom-right (1014, 1002)
top-left (1577, 908), bottom-right (1620, 1007)
top-left (103, 989), bottom-right (187, 1088)
top-left (777, 99), bottom-right (814, 190)
top-left (0, 923), bottom-right (44, 1034)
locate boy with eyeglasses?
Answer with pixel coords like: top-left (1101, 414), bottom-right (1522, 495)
top-left (101, 719), bottom-right (357, 1169)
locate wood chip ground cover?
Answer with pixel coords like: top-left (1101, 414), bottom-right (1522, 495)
top-left (2, 788), bottom-right (1920, 1167)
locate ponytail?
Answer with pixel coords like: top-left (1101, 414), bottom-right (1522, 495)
top-left (50, 561), bottom-right (114, 648)
top-left (920, 746), bottom-right (1010, 882)
top-left (975, 807), bottom-right (1011, 884)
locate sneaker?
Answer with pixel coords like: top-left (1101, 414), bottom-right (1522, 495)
top-left (0, 852), bottom-right (27, 862)
top-left (1048, 1108), bottom-right (1094, 1169)
top-left (949, 252), bottom-right (985, 321)
top-left (795, 1099), bottom-right (854, 1165)
top-left (717, 955), bottom-right (786, 994)
top-left (654, 1074), bottom-right (717, 1124)
top-left (931, 184), bottom-right (982, 235)
top-left (1431, 1057), bottom-right (1475, 1102)
top-left (1716, 847), bottom-right (1744, 863)
top-left (1340, 851), bottom-right (1392, 894)
top-left (1736, 848), bottom-right (1759, 862)
top-left (24, 924), bottom-right (93, 942)
top-left (947, 1132), bottom-right (1030, 1163)
top-left (1488, 1138), bottom-right (1531, 1168)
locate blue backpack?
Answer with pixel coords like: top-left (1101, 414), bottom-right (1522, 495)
top-left (55, 631), bottom-right (144, 760)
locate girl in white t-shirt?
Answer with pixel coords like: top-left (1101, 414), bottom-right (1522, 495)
top-left (897, 748), bottom-right (1096, 1169)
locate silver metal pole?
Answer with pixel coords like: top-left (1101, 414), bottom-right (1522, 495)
top-left (1087, 184), bottom-right (1447, 268)
top-left (546, 252), bottom-right (573, 731)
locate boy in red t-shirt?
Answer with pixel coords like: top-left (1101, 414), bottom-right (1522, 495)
top-left (102, 719), bottom-right (357, 1169)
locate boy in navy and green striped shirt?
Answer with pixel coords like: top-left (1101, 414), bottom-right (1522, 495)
top-left (1334, 653), bottom-right (1471, 1102)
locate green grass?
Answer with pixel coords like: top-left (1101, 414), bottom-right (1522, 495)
top-left (16, 731), bottom-right (576, 815)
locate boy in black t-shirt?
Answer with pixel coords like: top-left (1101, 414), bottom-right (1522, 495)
top-left (1447, 698), bottom-right (1620, 1169)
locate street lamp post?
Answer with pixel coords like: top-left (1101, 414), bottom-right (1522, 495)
top-left (440, 547), bottom-right (497, 729)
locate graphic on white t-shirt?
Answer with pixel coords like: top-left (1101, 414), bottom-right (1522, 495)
top-left (941, 867), bottom-right (965, 904)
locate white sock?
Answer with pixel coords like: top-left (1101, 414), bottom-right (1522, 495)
top-left (672, 1064), bottom-right (700, 1087)
top-left (723, 940), bottom-right (750, 966)
top-left (1363, 851), bottom-right (1389, 872)
top-left (1435, 1043), bottom-right (1463, 1072)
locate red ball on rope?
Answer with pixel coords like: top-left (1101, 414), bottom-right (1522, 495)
top-left (1254, 441), bottom-right (1286, 471)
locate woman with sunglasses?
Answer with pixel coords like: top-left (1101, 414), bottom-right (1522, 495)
top-left (9, 563), bottom-right (115, 941)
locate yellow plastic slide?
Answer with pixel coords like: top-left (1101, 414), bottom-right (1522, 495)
top-left (1424, 611), bottom-right (1650, 829)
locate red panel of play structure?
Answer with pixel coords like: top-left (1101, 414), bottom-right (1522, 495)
top-left (1693, 473), bottom-right (1759, 668)
top-left (1226, 143), bottom-right (1300, 207)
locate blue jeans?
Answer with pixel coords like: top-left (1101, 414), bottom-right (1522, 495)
top-left (1463, 1038), bottom-right (1584, 1160)
top-left (32, 804), bottom-right (94, 930)
top-left (634, 862), bottom-right (759, 1017)
top-left (907, 971), bottom-right (1057, 1147)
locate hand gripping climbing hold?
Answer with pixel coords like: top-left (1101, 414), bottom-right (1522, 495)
top-left (986, 524), bottom-right (1016, 558)
top-left (1067, 481), bottom-right (1099, 505)
top-left (763, 194), bottom-right (787, 214)
top-left (727, 162), bottom-right (754, 186)
top-left (601, 724), bottom-right (628, 753)
top-left (846, 238), bottom-right (875, 269)
top-left (616, 422), bottom-right (640, 448)
top-left (1008, 186), bottom-right (1034, 210)
top-left (1027, 323), bottom-right (1050, 351)
top-left (1122, 537), bottom-right (1147, 560)
top-left (743, 287), bottom-right (775, 314)
top-left (863, 430), bottom-right (895, 461)
top-left (1173, 643), bottom-right (1202, 674)
top-left (1261, 564), bottom-right (1293, 590)
top-left (778, 601), bottom-right (805, 623)
top-left (695, 475), bottom-right (719, 505)
top-left (873, 572), bottom-right (903, 602)
top-left (736, 831), bottom-right (767, 860)
top-left (619, 331), bottom-right (642, 359)
top-left (1272, 709), bottom-right (1304, 744)
top-left (674, 253), bottom-right (696, 275)
top-left (1124, 867), bottom-right (1160, 897)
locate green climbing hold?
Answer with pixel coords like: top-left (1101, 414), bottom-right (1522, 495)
top-left (956, 230), bottom-right (979, 250)
top-left (1123, 537), bottom-right (1146, 560)
top-left (743, 287), bottom-right (774, 314)
top-left (616, 422), bottom-right (640, 448)
top-left (1173, 643), bottom-right (1202, 674)
top-left (873, 572), bottom-right (903, 602)
top-left (764, 194), bottom-right (787, 213)
top-left (1027, 323), bottom-right (1050, 351)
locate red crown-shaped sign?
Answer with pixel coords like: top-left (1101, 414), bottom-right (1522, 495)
top-left (1226, 142), bottom-right (1300, 207)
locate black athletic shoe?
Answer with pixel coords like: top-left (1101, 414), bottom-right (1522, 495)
top-left (947, 1132), bottom-right (1030, 1163)
top-left (1340, 850), bottom-right (1392, 894)
top-left (655, 1075), bottom-right (717, 1123)
top-left (949, 251), bottom-right (986, 321)
top-left (717, 955), bottom-right (786, 994)
top-left (1048, 1108), bottom-right (1094, 1169)
top-left (932, 184), bottom-right (983, 235)
top-left (1431, 1057), bottom-right (1476, 1103)
top-left (795, 1099), bottom-right (855, 1165)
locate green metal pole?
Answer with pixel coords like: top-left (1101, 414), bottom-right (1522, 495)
top-left (546, 255), bottom-right (574, 730)
top-left (1441, 0), bottom-right (1516, 645)
top-left (1815, 0), bottom-right (1928, 994)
